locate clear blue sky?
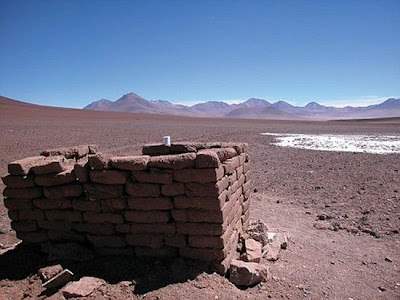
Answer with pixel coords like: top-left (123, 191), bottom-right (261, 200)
top-left (1, 0), bottom-right (399, 108)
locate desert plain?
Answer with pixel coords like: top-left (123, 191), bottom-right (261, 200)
top-left (0, 96), bottom-right (399, 299)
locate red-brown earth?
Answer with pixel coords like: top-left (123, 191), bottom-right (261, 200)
top-left (0, 96), bottom-right (399, 299)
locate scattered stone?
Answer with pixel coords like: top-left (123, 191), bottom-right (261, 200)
top-left (263, 232), bottom-right (288, 261)
top-left (313, 222), bottom-right (334, 231)
top-left (42, 242), bottom-right (94, 262)
top-left (384, 257), bottom-right (393, 263)
top-left (43, 269), bottom-right (74, 289)
top-left (243, 239), bottom-right (262, 263)
top-left (38, 264), bottom-right (63, 282)
top-left (62, 277), bottom-right (105, 298)
top-left (267, 232), bottom-right (276, 242)
top-left (229, 259), bottom-right (268, 287)
top-left (378, 286), bottom-right (386, 292)
top-left (317, 214), bottom-right (328, 220)
top-left (247, 220), bottom-right (269, 245)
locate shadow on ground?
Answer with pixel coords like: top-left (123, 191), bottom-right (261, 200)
top-left (0, 243), bottom-right (210, 294)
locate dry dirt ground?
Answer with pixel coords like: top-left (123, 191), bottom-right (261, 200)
top-left (0, 96), bottom-right (399, 299)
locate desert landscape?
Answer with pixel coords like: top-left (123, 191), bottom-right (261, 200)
top-left (0, 95), bottom-right (399, 299)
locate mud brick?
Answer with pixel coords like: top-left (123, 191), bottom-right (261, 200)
top-left (210, 148), bottom-right (237, 162)
top-left (95, 247), bottom-right (135, 256)
top-left (88, 235), bottom-right (126, 248)
top-left (148, 153), bottom-right (196, 170)
top-left (185, 177), bottom-right (228, 198)
top-left (227, 172), bottom-right (237, 185)
top-left (172, 210), bottom-right (223, 223)
top-left (48, 230), bottom-right (85, 242)
top-left (11, 220), bottom-right (37, 232)
top-left (142, 144), bottom-right (171, 156)
top-left (238, 173), bottom-right (245, 186)
top-left (130, 223), bottom-right (176, 234)
top-left (242, 200), bottom-right (250, 213)
top-left (115, 224), bottom-right (131, 233)
top-left (4, 198), bottom-right (33, 210)
top-left (84, 211), bottom-right (124, 224)
top-left (35, 166), bottom-right (76, 187)
top-left (244, 170), bottom-right (251, 182)
top-left (195, 150), bottom-right (220, 168)
top-left (188, 217), bottom-right (238, 249)
top-left (174, 192), bottom-right (226, 211)
top-left (227, 188), bottom-right (242, 207)
top-left (243, 180), bottom-right (252, 193)
top-left (174, 166), bottom-right (225, 183)
top-left (176, 222), bottom-right (223, 236)
top-left (44, 183), bottom-right (82, 199)
top-left (46, 210), bottom-right (82, 222)
top-left (132, 169), bottom-right (173, 184)
top-left (239, 194), bottom-right (244, 204)
top-left (179, 248), bottom-right (225, 262)
top-left (1, 174), bottom-right (36, 188)
top-left (100, 198), bottom-right (127, 212)
top-left (110, 155), bottom-right (150, 171)
top-left (125, 234), bottom-right (164, 248)
top-left (238, 153), bottom-right (248, 165)
top-left (242, 210), bottom-right (250, 231)
top-left (215, 245), bottom-right (240, 275)
top-left (71, 199), bottom-right (101, 211)
top-left (161, 183), bottom-right (185, 196)
top-left (3, 187), bottom-right (42, 199)
top-left (221, 143), bottom-right (248, 155)
top-left (74, 157), bottom-right (89, 183)
top-left (126, 183), bottom-right (160, 197)
top-left (31, 156), bottom-right (69, 175)
top-left (84, 183), bottom-right (124, 199)
top-left (8, 210), bottom-right (18, 220)
top-left (72, 223), bottom-right (115, 235)
top-left (170, 142), bottom-right (206, 154)
top-left (16, 231), bottom-right (48, 243)
top-left (88, 153), bottom-right (112, 170)
top-left (38, 220), bottom-right (72, 231)
top-left (213, 230), bottom-right (240, 274)
top-left (33, 198), bottom-right (72, 210)
top-left (165, 234), bottom-right (186, 248)
top-left (40, 145), bottom-right (92, 159)
top-left (227, 180), bottom-right (239, 197)
top-left (236, 165), bottom-right (244, 178)
top-left (90, 170), bottom-right (128, 185)
top-left (127, 197), bottom-right (173, 211)
top-left (8, 156), bottom-right (46, 175)
top-left (204, 142), bottom-right (222, 148)
top-left (243, 161), bottom-right (251, 173)
top-left (135, 247), bottom-right (177, 257)
top-left (125, 211), bottom-right (170, 223)
top-left (88, 144), bottom-right (98, 154)
top-left (19, 209), bottom-right (44, 220)
top-left (188, 235), bottom-right (224, 249)
top-left (244, 188), bottom-right (251, 200)
top-left (223, 157), bottom-right (240, 175)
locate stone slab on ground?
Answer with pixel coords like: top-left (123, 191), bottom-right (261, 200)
top-left (62, 276), bottom-right (105, 298)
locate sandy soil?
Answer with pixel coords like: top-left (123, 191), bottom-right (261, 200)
top-left (0, 96), bottom-right (399, 299)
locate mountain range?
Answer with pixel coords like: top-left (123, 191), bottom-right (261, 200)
top-left (83, 92), bottom-right (400, 120)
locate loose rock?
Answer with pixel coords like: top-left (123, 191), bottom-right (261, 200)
top-left (229, 259), bottom-right (268, 287)
top-left (62, 277), bottom-right (105, 298)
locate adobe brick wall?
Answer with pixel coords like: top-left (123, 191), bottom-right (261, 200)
top-left (2, 142), bottom-right (251, 273)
